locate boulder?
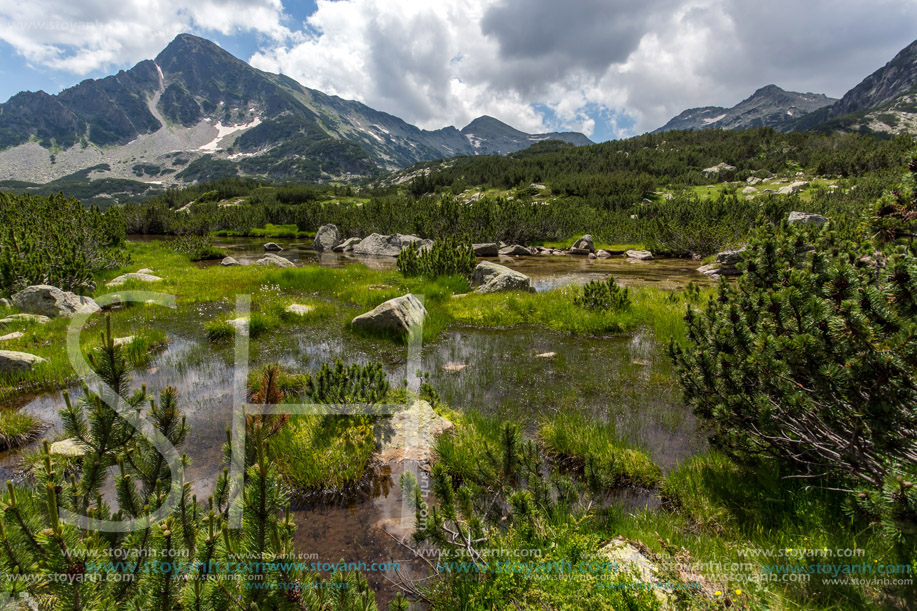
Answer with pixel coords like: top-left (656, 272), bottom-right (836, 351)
top-left (700, 248), bottom-right (746, 278)
top-left (746, 176), bottom-right (763, 185)
top-left (353, 233), bottom-right (404, 257)
top-left (742, 186), bottom-right (757, 194)
top-left (570, 234), bottom-right (595, 254)
top-left (777, 181), bottom-right (808, 195)
top-left (333, 237), bottom-right (362, 252)
top-left (352, 294), bottom-right (427, 335)
top-left (0, 314), bottom-right (50, 325)
top-left (12, 285), bottom-right (100, 318)
top-left (376, 399), bottom-right (453, 466)
top-left (253, 254), bottom-right (294, 268)
top-left (472, 243), bottom-right (499, 256)
top-left (498, 244), bottom-right (533, 256)
top-left (0, 350), bottom-right (48, 372)
top-left (312, 224), bottom-right (341, 252)
top-left (106, 273), bottom-right (163, 287)
top-left (471, 261), bottom-right (535, 294)
top-left (787, 211), bottom-right (828, 226)
top-left (136, 268), bottom-right (153, 275)
top-left (263, 242), bottom-right (284, 252)
top-left (220, 257), bottom-right (241, 266)
top-left (595, 249), bottom-right (612, 259)
top-left (0, 332), bottom-right (24, 342)
top-left (588, 252), bottom-right (596, 259)
top-left (285, 304), bottom-right (314, 316)
top-left (625, 250), bottom-right (654, 261)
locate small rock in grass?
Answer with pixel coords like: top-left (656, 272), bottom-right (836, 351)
top-left (221, 257), bottom-right (241, 266)
top-left (106, 273), bottom-right (163, 287)
top-left (285, 304), bottom-right (314, 316)
top-left (0, 332), bottom-right (24, 342)
top-left (0, 350), bottom-right (48, 372)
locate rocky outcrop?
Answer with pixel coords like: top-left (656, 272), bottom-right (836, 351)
top-left (11, 285), bottom-right (100, 318)
top-left (625, 249), bottom-right (654, 261)
top-left (263, 242), bottom-right (283, 252)
top-left (313, 224), bottom-right (341, 252)
top-left (788, 211), bottom-right (828, 226)
top-left (498, 244), bottom-right (533, 256)
top-left (351, 294), bottom-right (427, 334)
top-left (471, 261), bottom-right (535, 294)
top-left (0, 350), bottom-right (48, 372)
top-left (569, 234), bottom-right (595, 255)
top-left (472, 243), bottom-right (500, 256)
top-left (333, 237), bottom-right (362, 252)
top-left (702, 162), bottom-right (737, 178)
top-left (106, 273), bottom-right (163, 287)
top-left (220, 256), bottom-right (241, 266)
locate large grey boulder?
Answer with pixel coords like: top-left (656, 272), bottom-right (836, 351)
top-left (699, 248), bottom-right (746, 279)
top-left (221, 257), bottom-right (241, 267)
top-left (471, 261), bottom-right (535, 294)
top-left (333, 237), bottom-right (362, 252)
top-left (472, 243), bottom-right (500, 256)
top-left (778, 181), bottom-right (808, 195)
top-left (313, 224), bottom-right (341, 252)
top-left (353, 233), bottom-right (404, 257)
top-left (0, 350), bottom-right (48, 372)
top-left (569, 234), bottom-right (595, 254)
top-left (12, 285), bottom-right (100, 318)
top-left (352, 294), bottom-right (427, 334)
top-left (106, 273), bottom-right (163, 287)
top-left (498, 244), bottom-right (533, 256)
top-left (264, 242), bottom-right (284, 252)
top-left (625, 249), bottom-right (654, 261)
top-left (788, 211), bottom-right (828, 226)
top-left (253, 254), bottom-right (295, 268)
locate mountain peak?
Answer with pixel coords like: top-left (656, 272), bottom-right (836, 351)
top-left (827, 38), bottom-right (917, 118)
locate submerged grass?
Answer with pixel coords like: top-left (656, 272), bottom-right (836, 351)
top-left (540, 408), bottom-right (661, 488)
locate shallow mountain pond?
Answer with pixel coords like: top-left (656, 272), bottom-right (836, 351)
top-left (0, 239), bottom-right (710, 600)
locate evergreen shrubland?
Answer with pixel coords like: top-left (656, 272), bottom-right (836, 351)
top-left (397, 237), bottom-right (477, 280)
top-left (0, 192), bottom-right (126, 296)
top-left (670, 151), bottom-right (917, 550)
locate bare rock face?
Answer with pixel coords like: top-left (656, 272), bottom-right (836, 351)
top-left (569, 234), bottom-right (595, 254)
top-left (352, 294), bottom-right (427, 335)
top-left (788, 211), bottom-right (828, 226)
top-left (12, 285), bottom-right (100, 318)
top-left (313, 224), bottom-right (341, 252)
top-left (252, 254), bottom-right (294, 268)
top-left (471, 261), bottom-right (535, 294)
top-left (106, 273), bottom-right (163, 287)
top-left (625, 249), bottom-right (654, 261)
top-left (472, 243), bottom-right (500, 256)
top-left (0, 350), bottom-right (48, 372)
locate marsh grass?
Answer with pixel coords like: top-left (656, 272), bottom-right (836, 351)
top-left (540, 409), bottom-right (661, 489)
top-left (433, 410), bottom-right (505, 486)
top-left (271, 414), bottom-right (377, 495)
top-left (603, 451), bottom-right (907, 610)
top-left (0, 409), bottom-right (44, 451)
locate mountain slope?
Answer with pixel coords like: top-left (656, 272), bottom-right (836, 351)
top-left (826, 39), bottom-right (917, 119)
top-left (654, 85), bottom-right (836, 133)
top-left (0, 34), bottom-right (591, 188)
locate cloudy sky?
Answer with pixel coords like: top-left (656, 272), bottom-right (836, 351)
top-left (0, 0), bottom-right (915, 140)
